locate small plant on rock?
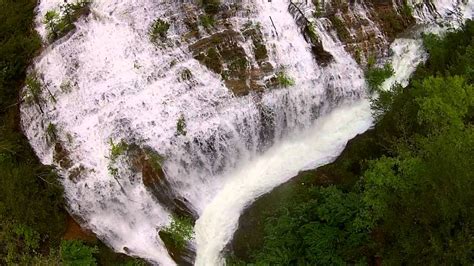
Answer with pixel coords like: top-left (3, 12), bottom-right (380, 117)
top-left (162, 215), bottom-right (194, 251)
top-left (200, 14), bottom-right (215, 29)
top-left (25, 74), bottom-right (42, 105)
top-left (109, 139), bottom-right (128, 162)
top-left (46, 123), bottom-right (57, 144)
top-left (44, 0), bottom-right (91, 42)
top-left (365, 62), bottom-right (394, 93)
top-left (276, 71), bottom-right (295, 88)
top-left (149, 19), bottom-right (170, 43)
top-left (176, 114), bottom-right (187, 136)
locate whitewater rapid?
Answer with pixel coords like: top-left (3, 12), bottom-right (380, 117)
top-left (20, 0), bottom-right (472, 265)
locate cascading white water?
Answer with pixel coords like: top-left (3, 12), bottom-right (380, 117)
top-left (20, 0), bottom-right (472, 265)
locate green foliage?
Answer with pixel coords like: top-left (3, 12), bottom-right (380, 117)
top-left (401, 0), bottom-right (413, 18)
top-left (25, 73), bottom-right (42, 105)
top-left (275, 71), bottom-right (295, 88)
top-left (252, 186), bottom-right (371, 265)
top-left (60, 240), bottom-right (98, 266)
top-left (176, 114), bottom-right (187, 136)
top-left (306, 22), bottom-right (319, 44)
top-left (0, 1), bottom-right (68, 263)
top-left (109, 139), bottom-right (128, 162)
top-left (200, 0), bottom-right (221, 15)
top-left (330, 16), bottom-right (350, 42)
top-left (149, 18), bottom-right (170, 42)
top-left (108, 139), bottom-right (128, 177)
top-left (44, 0), bottom-right (91, 42)
top-left (46, 122), bottom-right (58, 144)
top-left (162, 215), bottom-right (194, 250)
top-left (365, 62), bottom-right (394, 93)
top-left (200, 14), bottom-right (215, 29)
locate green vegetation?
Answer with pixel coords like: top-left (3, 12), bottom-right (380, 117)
top-left (200, 0), bottom-right (220, 15)
top-left (25, 73), bottom-right (42, 105)
top-left (109, 139), bottom-right (128, 162)
top-left (200, 14), bottom-right (215, 29)
top-left (237, 20), bottom-right (474, 265)
top-left (401, 0), bottom-right (413, 18)
top-left (107, 139), bottom-right (128, 177)
top-left (365, 62), bottom-right (394, 93)
top-left (176, 114), bottom-right (187, 136)
top-left (329, 16), bottom-right (350, 42)
top-left (149, 18), bottom-right (170, 43)
top-left (44, 0), bottom-right (91, 42)
top-left (306, 22), bottom-right (319, 44)
top-left (145, 148), bottom-right (165, 173)
top-left (61, 240), bottom-right (98, 265)
top-left (46, 122), bottom-right (57, 144)
top-left (275, 71), bottom-right (295, 87)
top-left (162, 215), bottom-right (194, 251)
top-left (0, 0), bottom-right (67, 263)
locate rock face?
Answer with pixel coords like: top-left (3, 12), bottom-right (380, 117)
top-left (307, 0), bottom-right (415, 63)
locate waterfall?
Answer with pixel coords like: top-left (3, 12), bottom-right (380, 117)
top-left (20, 0), bottom-right (472, 265)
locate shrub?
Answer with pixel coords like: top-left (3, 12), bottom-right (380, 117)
top-left (109, 139), bottom-right (128, 162)
top-left (60, 240), bottom-right (98, 266)
top-left (201, 0), bottom-right (220, 14)
top-left (176, 115), bottom-right (187, 136)
top-left (365, 62), bottom-right (394, 93)
top-left (162, 216), bottom-right (194, 250)
top-left (200, 14), bottom-right (215, 29)
top-left (46, 123), bottom-right (57, 144)
top-left (306, 22), bottom-right (319, 44)
top-left (275, 71), bottom-right (295, 87)
top-left (44, 0), bottom-right (91, 42)
top-left (149, 19), bottom-right (170, 42)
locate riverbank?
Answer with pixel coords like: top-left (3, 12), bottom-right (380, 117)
top-left (230, 128), bottom-right (381, 260)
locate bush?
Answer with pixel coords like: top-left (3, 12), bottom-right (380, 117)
top-left (200, 14), bottom-right (215, 29)
top-left (162, 216), bottom-right (194, 250)
top-left (176, 115), bottom-right (187, 136)
top-left (44, 0), bottom-right (91, 42)
top-left (365, 62), bottom-right (394, 93)
top-left (60, 240), bottom-right (98, 266)
top-left (149, 19), bottom-right (170, 42)
top-left (201, 0), bottom-right (220, 15)
top-left (275, 71), bottom-right (295, 87)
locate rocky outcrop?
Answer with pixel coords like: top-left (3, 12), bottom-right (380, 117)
top-left (189, 27), bottom-right (274, 96)
top-left (318, 0), bottom-right (415, 64)
top-left (128, 145), bottom-right (198, 220)
top-left (288, 1), bottom-right (334, 66)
